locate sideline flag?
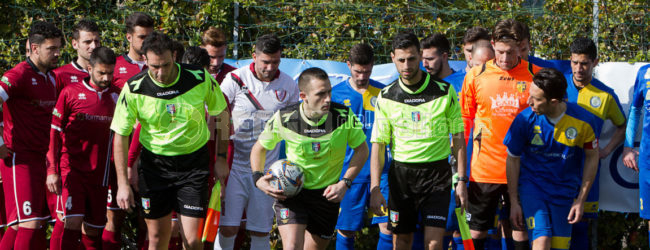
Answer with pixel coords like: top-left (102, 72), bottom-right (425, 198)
top-left (201, 181), bottom-right (222, 242)
top-left (455, 207), bottom-right (475, 250)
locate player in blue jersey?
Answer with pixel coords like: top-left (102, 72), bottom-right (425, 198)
top-left (564, 37), bottom-right (626, 250)
top-left (517, 20), bottom-right (571, 73)
top-left (505, 68), bottom-right (600, 250)
top-left (332, 43), bottom-right (393, 250)
top-left (622, 63), bottom-right (650, 245)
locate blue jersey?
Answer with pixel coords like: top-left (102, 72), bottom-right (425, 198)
top-left (528, 55), bottom-right (571, 74)
top-left (630, 64), bottom-right (650, 166)
top-left (332, 78), bottom-right (390, 183)
top-left (565, 74), bottom-right (626, 134)
top-left (504, 103), bottom-right (599, 204)
top-left (443, 68), bottom-right (466, 97)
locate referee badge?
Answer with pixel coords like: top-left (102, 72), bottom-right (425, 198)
top-left (390, 210), bottom-right (399, 227)
top-left (312, 142), bottom-right (321, 152)
top-left (411, 111), bottom-right (421, 122)
top-left (166, 104), bottom-right (177, 121)
top-left (142, 198), bottom-right (151, 214)
top-left (280, 208), bottom-right (290, 223)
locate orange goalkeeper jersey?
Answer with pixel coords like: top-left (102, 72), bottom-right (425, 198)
top-left (460, 59), bottom-right (541, 184)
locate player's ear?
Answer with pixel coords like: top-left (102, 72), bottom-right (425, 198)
top-left (299, 91), bottom-right (307, 102)
top-left (593, 57), bottom-right (599, 67)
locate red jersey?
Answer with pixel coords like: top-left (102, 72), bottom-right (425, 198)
top-left (52, 60), bottom-right (89, 96)
top-left (48, 79), bottom-right (119, 180)
top-left (113, 54), bottom-right (146, 89)
top-left (213, 63), bottom-right (236, 84)
top-left (0, 59), bottom-right (57, 154)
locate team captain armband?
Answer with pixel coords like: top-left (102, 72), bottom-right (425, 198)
top-left (584, 139), bottom-right (598, 149)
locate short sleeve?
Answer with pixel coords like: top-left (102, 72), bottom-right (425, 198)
top-left (257, 111), bottom-right (283, 150)
top-left (110, 85), bottom-right (138, 136)
top-left (605, 92), bottom-right (626, 127)
top-left (0, 70), bottom-right (22, 102)
top-left (446, 85), bottom-right (464, 135)
top-left (370, 93), bottom-right (391, 144)
top-left (205, 70), bottom-right (228, 116)
top-left (346, 110), bottom-right (366, 148)
top-left (503, 113), bottom-right (528, 157)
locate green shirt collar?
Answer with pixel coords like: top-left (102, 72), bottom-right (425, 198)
top-left (300, 102), bottom-right (328, 126)
top-left (148, 63), bottom-right (181, 88)
top-left (398, 71), bottom-right (430, 94)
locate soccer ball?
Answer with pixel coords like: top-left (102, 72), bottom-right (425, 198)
top-left (267, 159), bottom-right (304, 198)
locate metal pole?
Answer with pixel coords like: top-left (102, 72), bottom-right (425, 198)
top-left (233, 1), bottom-right (240, 60)
top-left (592, 0), bottom-right (599, 45)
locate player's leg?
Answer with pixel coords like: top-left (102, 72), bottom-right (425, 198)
top-left (49, 196), bottom-right (65, 250)
top-left (169, 215), bottom-right (181, 250)
top-left (176, 147), bottom-right (211, 250)
top-left (640, 167), bottom-right (650, 247)
top-left (444, 188), bottom-right (459, 250)
top-left (570, 164), bottom-right (600, 250)
top-left (215, 169), bottom-right (248, 250)
top-left (278, 224), bottom-right (307, 250)
top-left (335, 182), bottom-right (370, 250)
top-left (419, 163), bottom-right (452, 250)
top-left (549, 203), bottom-right (572, 250)
top-left (504, 188), bottom-right (530, 250)
top-left (177, 214), bottom-right (203, 250)
top-left (373, 171), bottom-right (393, 250)
top-left (245, 173), bottom-right (275, 250)
top-left (80, 183), bottom-right (109, 250)
top-left (103, 166), bottom-right (126, 250)
top-left (466, 182), bottom-right (501, 249)
top-left (144, 213), bottom-right (173, 250)
top-left (519, 191), bottom-right (551, 250)
top-left (387, 163), bottom-right (419, 249)
top-left (59, 171), bottom-right (86, 249)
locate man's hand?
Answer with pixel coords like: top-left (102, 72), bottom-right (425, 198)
top-left (510, 202), bottom-right (525, 230)
top-left (116, 184), bottom-right (135, 212)
top-left (369, 186), bottom-right (387, 216)
top-left (622, 147), bottom-right (639, 171)
top-left (128, 161), bottom-right (139, 192)
top-left (255, 174), bottom-right (286, 200)
top-left (46, 173), bottom-right (62, 195)
top-left (0, 144), bottom-right (12, 159)
top-left (455, 182), bottom-right (468, 211)
top-left (567, 200), bottom-right (584, 224)
top-left (323, 181), bottom-right (347, 203)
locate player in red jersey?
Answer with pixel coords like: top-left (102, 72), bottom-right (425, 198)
top-left (47, 46), bottom-right (120, 250)
top-left (112, 12), bottom-right (154, 89)
top-left (52, 19), bottom-right (100, 95)
top-left (0, 21), bottom-right (62, 250)
top-left (201, 27), bottom-right (237, 84)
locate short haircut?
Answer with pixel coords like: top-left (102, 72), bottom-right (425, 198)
top-left (182, 46), bottom-right (210, 68)
top-left (141, 32), bottom-right (174, 56)
top-left (29, 21), bottom-right (63, 45)
top-left (348, 43), bottom-right (374, 65)
top-left (255, 34), bottom-right (282, 54)
top-left (298, 67), bottom-right (328, 92)
top-left (570, 37), bottom-right (598, 61)
top-left (72, 19), bottom-right (99, 40)
top-left (532, 68), bottom-right (567, 102)
top-left (392, 32), bottom-right (420, 52)
top-left (463, 26), bottom-right (490, 44)
top-left (89, 46), bottom-right (116, 66)
top-left (171, 39), bottom-right (185, 64)
top-left (471, 39), bottom-right (494, 55)
top-left (420, 33), bottom-right (450, 54)
top-left (201, 27), bottom-right (226, 47)
top-left (492, 19), bottom-right (525, 43)
top-left (125, 12), bottom-right (154, 34)
top-left (518, 20), bottom-right (531, 41)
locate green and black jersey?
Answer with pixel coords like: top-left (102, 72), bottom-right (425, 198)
top-left (258, 102), bottom-right (366, 189)
top-left (371, 71), bottom-right (463, 163)
top-left (111, 63), bottom-right (227, 156)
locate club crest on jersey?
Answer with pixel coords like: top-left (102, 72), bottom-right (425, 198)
top-left (166, 104), bottom-right (176, 115)
top-left (70, 75), bottom-right (78, 83)
top-left (142, 198), bottom-right (151, 214)
top-left (312, 142), bottom-right (321, 152)
top-left (78, 93), bottom-right (86, 100)
top-left (565, 127), bottom-right (578, 140)
top-left (590, 96), bottom-right (602, 108)
top-left (119, 67), bottom-right (127, 74)
top-left (275, 90), bottom-right (287, 102)
top-left (370, 96), bottom-right (377, 107)
top-left (516, 81), bottom-right (527, 93)
top-left (343, 99), bottom-right (352, 107)
top-left (411, 111), bottom-right (421, 122)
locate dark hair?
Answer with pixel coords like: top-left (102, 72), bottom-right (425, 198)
top-left (492, 19), bottom-right (525, 43)
top-left (533, 68), bottom-right (567, 102)
top-left (171, 39), bottom-right (185, 64)
top-left (29, 21), bottom-right (63, 45)
top-left (89, 46), bottom-right (116, 66)
top-left (348, 43), bottom-right (374, 65)
top-left (201, 27), bottom-right (226, 47)
top-left (420, 33), bottom-right (450, 54)
top-left (125, 12), bottom-right (154, 34)
top-left (392, 32), bottom-right (420, 52)
top-left (72, 19), bottom-right (99, 40)
top-left (141, 32), bottom-right (174, 56)
top-left (182, 46), bottom-right (210, 68)
top-left (463, 26), bottom-right (490, 44)
top-left (518, 20), bottom-right (531, 41)
top-left (471, 39), bottom-right (494, 55)
top-left (255, 34), bottom-right (282, 54)
top-left (570, 37), bottom-right (598, 61)
top-left (298, 67), bottom-right (328, 92)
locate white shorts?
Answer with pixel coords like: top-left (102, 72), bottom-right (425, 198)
top-left (220, 167), bottom-right (274, 232)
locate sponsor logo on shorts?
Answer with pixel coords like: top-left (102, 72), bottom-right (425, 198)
top-left (142, 198), bottom-right (151, 214)
top-left (425, 215), bottom-right (446, 221)
top-left (183, 205), bottom-right (204, 211)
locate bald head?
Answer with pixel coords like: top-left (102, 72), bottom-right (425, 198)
top-left (470, 40), bottom-right (494, 68)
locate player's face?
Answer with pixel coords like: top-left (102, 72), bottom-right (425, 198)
top-left (89, 63), bottom-right (114, 89)
top-left (253, 51), bottom-right (281, 82)
top-left (422, 47), bottom-right (445, 76)
top-left (127, 26), bottom-right (153, 55)
top-left (144, 50), bottom-right (176, 84)
top-left (470, 48), bottom-right (495, 68)
top-left (73, 31), bottom-right (100, 62)
top-left (347, 62), bottom-right (372, 88)
top-left (519, 38), bottom-right (531, 61)
top-left (391, 46), bottom-right (421, 81)
top-left (204, 44), bottom-right (226, 74)
top-left (527, 83), bottom-right (549, 115)
top-left (301, 78), bottom-right (332, 118)
top-left (570, 53), bottom-right (598, 84)
top-left (493, 41), bottom-right (520, 71)
top-left (463, 42), bottom-right (473, 64)
top-left (33, 37), bottom-right (62, 71)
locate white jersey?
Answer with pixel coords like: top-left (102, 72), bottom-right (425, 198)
top-left (221, 63), bottom-right (300, 172)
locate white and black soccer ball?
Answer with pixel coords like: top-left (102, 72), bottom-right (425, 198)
top-left (267, 159), bottom-right (304, 198)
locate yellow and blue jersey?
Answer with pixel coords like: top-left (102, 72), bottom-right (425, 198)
top-left (565, 74), bottom-right (626, 132)
top-left (628, 64), bottom-right (650, 219)
top-left (504, 103), bottom-right (600, 204)
top-left (332, 78), bottom-right (390, 183)
top-left (443, 69), bottom-right (465, 98)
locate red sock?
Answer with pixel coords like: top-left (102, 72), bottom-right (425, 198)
top-left (14, 227), bottom-right (46, 250)
top-left (140, 239), bottom-right (149, 250)
top-left (81, 233), bottom-right (101, 250)
top-left (168, 236), bottom-right (182, 250)
top-left (0, 227), bottom-right (17, 250)
top-left (101, 229), bottom-right (121, 250)
top-left (49, 220), bottom-right (64, 250)
top-left (61, 228), bottom-right (81, 249)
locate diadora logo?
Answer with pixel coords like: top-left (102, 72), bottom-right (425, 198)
top-left (490, 93), bottom-right (518, 109)
top-left (70, 75), bottom-right (78, 83)
top-left (119, 67), bottom-right (127, 74)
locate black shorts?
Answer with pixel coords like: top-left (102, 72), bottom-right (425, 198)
top-left (138, 144), bottom-right (210, 219)
top-left (466, 182), bottom-right (523, 231)
top-left (387, 160), bottom-right (451, 234)
top-left (273, 188), bottom-right (340, 240)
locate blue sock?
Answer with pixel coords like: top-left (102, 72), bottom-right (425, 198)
top-left (377, 232), bottom-right (393, 250)
top-left (336, 232), bottom-right (354, 250)
top-left (453, 236), bottom-right (464, 250)
top-left (503, 238), bottom-right (514, 250)
top-left (412, 228), bottom-right (424, 250)
top-left (487, 237), bottom-right (501, 250)
top-left (569, 221), bottom-right (589, 250)
top-left (443, 235), bottom-right (452, 250)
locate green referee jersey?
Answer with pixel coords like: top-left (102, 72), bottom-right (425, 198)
top-left (371, 71), bottom-right (463, 163)
top-left (111, 63), bottom-right (227, 156)
top-left (258, 102), bottom-right (366, 189)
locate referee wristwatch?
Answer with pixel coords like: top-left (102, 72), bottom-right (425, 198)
top-left (457, 176), bottom-right (469, 183)
top-left (341, 178), bottom-right (352, 188)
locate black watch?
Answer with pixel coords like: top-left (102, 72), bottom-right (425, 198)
top-left (341, 178), bottom-right (352, 188)
top-left (457, 176), bottom-right (469, 182)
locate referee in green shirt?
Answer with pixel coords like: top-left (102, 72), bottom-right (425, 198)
top-left (250, 67), bottom-right (369, 249)
top-left (110, 32), bottom-right (229, 249)
top-left (369, 32), bottom-right (467, 249)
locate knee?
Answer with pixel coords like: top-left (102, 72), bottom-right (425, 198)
top-left (220, 226), bottom-right (239, 237)
top-left (338, 229), bottom-right (355, 238)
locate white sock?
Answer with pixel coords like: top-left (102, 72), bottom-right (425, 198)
top-left (214, 231), bottom-right (236, 250)
top-left (250, 235), bottom-right (271, 250)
